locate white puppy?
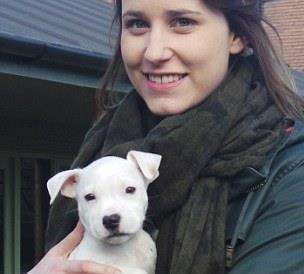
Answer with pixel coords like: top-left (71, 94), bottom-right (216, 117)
top-left (47, 150), bottom-right (161, 274)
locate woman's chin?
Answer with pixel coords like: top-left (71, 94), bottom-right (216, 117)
top-left (145, 101), bottom-right (190, 116)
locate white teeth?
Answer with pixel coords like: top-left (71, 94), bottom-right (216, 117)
top-left (163, 75), bottom-right (169, 83)
top-left (147, 74), bottom-right (185, 84)
top-left (149, 75), bottom-right (160, 83)
top-left (173, 75), bottom-right (179, 82)
top-left (155, 76), bottom-right (162, 84)
top-left (168, 75), bottom-right (174, 83)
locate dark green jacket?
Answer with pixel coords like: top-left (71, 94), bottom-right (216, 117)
top-left (227, 120), bottom-right (304, 273)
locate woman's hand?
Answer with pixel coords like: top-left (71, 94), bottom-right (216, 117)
top-left (27, 222), bottom-right (122, 274)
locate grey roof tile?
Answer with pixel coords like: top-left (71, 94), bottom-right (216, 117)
top-left (0, 0), bottom-right (118, 58)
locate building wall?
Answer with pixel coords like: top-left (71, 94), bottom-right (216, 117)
top-left (264, 0), bottom-right (304, 70)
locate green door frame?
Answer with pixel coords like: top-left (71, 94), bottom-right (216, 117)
top-left (0, 153), bottom-right (73, 274)
top-left (1, 157), bottom-right (21, 274)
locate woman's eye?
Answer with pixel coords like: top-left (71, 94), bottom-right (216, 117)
top-left (126, 186), bottom-right (136, 194)
top-left (172, 18), bottom-right (196, 29)
top-left (125, 19), bottom-right (149, 29)
top-left (84, 194), bottom-right (96, 201)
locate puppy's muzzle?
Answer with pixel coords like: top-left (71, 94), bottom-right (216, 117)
top-left (103, 214), bottom-right (121, 231)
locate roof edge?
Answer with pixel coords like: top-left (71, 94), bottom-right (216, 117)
top-left (0, 31), bottom-right (111, 70)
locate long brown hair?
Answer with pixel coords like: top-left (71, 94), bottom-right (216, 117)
top-left (96, 0), bottom-right (304, 120)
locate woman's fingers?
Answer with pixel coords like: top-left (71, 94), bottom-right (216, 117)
top-left (28, 256), bottom-right (122, 274)
top-left (48, 222), bottom-right (84, 257)
top-left (28, 222), bottom-right (122, 274)
top-left (63, 260), bottom-right (122, 274)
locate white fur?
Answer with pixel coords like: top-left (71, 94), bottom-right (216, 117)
top-left (47, 151), bottom-right (161, 274)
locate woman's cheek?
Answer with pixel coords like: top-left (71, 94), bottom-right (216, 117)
top-left (121, 35), bottom-right (143, 67)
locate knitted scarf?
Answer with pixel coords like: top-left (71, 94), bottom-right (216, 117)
top-left (46, 59), bottom-right (286, 273)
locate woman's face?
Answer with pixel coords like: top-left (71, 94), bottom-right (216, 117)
top-left (121, 0), bottom-right (244, 116)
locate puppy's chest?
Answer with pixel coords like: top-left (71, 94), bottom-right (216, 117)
top-left (70, 231), bottom-right (156, 272)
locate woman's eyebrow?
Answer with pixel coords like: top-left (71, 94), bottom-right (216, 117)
top-left (122, 10), bottom-right (144, 19)
top-left (122, 9), bottom-right (202, 19)
top-left (166, 9), bottom-right (202, 17)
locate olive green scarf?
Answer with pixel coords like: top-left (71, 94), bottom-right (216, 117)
top-left (46, 59), bottom-right (286, 273)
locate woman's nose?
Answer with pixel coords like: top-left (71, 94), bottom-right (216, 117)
top-left (144, 29), bottom-right (173, 64)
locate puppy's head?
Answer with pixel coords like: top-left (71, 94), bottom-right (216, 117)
top-left (47, 151), bottom-right (161, 244)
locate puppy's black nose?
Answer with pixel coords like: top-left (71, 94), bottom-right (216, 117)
top-left (103, 214), bottom-right (121, 231)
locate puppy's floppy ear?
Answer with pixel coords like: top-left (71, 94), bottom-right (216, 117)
top-left (47, 169), bottom-right (81, 205)
top-left (127, 151), bottom-right (162, 184)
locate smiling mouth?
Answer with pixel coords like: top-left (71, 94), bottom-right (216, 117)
top-left (143, 73), bottom-right (188, 84)
top-left (142, 72), bottom-right (188, 92)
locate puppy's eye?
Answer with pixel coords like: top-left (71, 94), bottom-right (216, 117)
top-left (126, 186), bottom-right (136, 194)
top-left (84, 194), bottom-right (96, 201)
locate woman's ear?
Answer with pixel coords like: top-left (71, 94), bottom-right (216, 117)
top-left (229, 33), bottom-right (245, 55)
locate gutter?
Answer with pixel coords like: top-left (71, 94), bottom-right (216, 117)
top-left (0, 31), bottom-right (112, 70)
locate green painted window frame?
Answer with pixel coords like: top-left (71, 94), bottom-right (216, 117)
top-left (0, 153), bottom-right (73, 274)
top-left (1, 158), bottom-right (21, 274)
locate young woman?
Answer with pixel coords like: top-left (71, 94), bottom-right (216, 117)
top-left (29, 0), bottom-right (304, 273)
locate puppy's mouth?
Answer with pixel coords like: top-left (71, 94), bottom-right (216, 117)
top-left (107, 232), bottom-right (130, 239)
